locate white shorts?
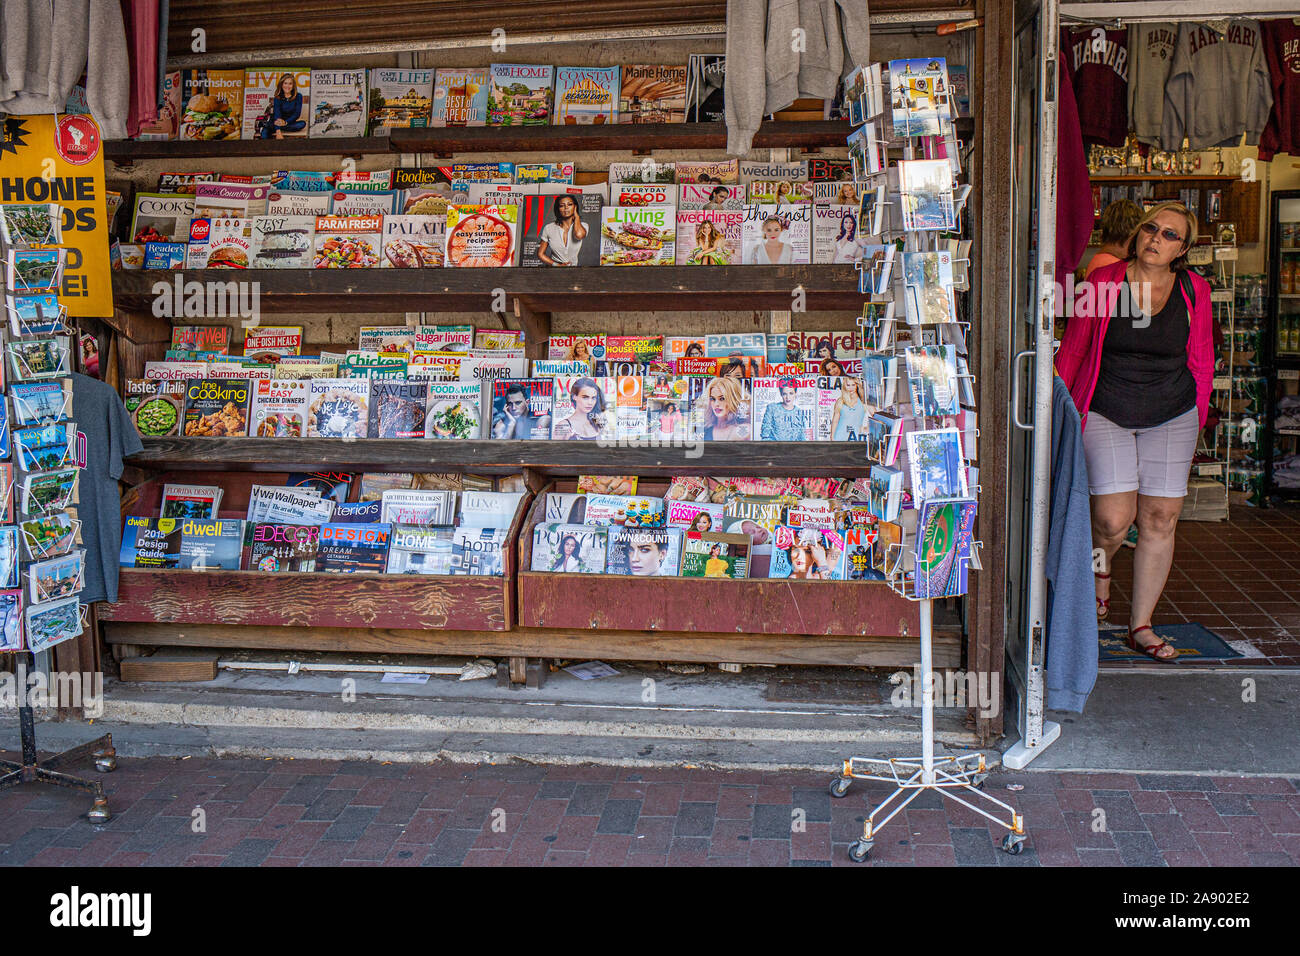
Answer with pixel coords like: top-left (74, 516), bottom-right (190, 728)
top-left (1082, 406), bottom-right (1200, 498)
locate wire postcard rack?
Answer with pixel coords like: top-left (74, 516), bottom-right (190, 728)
top-left (831, 59), bottom-right (1025, 862)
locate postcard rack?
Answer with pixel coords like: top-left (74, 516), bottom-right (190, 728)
top-left (0, 203), bottom-right (115, 822)
top-left (828, 62), bottom-right (1025, 861)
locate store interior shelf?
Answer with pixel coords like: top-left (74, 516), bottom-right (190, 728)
top-left (111, 265), bottom-right (864, 314)
top-left (1087, 174), bottom-right (1242, 183)
top-left (105, 120), bottom-right (862, 162)
top-left (126, 438), bottom-right (871, 477)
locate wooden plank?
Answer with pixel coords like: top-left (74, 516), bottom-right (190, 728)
top-left (102, 621), bottom-right (960, 668)
top-left (108, 136), bottom-right (386, 163)
top-left (110, 266), bottom-right (864, 314)
top-left (100, 308), bottom-right (173, 345)
top-left (119, 652), bottom-right (220, 682)
top-left (125, 437), bottom-right (873, 477)
top-left (102, 569), bottom-right (512, 631)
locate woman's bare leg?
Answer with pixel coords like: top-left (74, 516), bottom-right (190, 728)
top-left (1091, 490), bottom-right (1137, 606)
top-left (1130, 493), bottom-right (1184, 659)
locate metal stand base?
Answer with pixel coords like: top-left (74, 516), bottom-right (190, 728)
top-left (831, 751), bottom-right (1025, 861)
top-left (1001, 719), bottom-right (1062, 770)
top-left (0, 727), bottom-right (117, 823)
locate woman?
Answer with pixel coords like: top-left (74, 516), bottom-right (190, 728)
top-left (550, 534), bottom-right (583, 572)
top-left (835, 182), bottom-right (859, 206)
top-left (747, 216), bottom-right (792, 264)
top-left (684, 341), bottom-right (706, 358)
top-left (830, 377), bottom-right (867, 441)
top-left (687, 219), bottom-right (729, 265)
top-left (704, 544), bottom-right (729, 578)
top-left (703, 186), bottom-right (732, 210)
top-left (688, 511), bottom-right (713, 533)
top-left (538, 194), bottom-right (588, 266)
top-left (1056, 201), bottom-right (1214, 662)
top-left (656, 400), bottom-right (683, 437)
top-left (260, 73), bottom-right (305, 138)
top-left (720, 358), bottom-right (747, 379)
top-left (1084, 199), bottom-right (1143, 280)
top-left (567, 338), bottom-right (592, 363)
top-left (556, 377), bottom-right (607, 440)
top-left (820, 358), bottom-right (845, 378)
top-left (699, 375), bottom-right (750, 440)
top-left (831, 215), bottom-right (859, 264)
top-left (786, 540), bottom-right (831, 579)
top-left (775, 181), bottom-right (793, 204)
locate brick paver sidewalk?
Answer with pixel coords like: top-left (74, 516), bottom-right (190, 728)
top-left (1, 755), bottom-right (1296, 866)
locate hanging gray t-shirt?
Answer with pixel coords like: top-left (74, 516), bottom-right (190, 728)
top-left (71, 372), bottom-right (142, 604)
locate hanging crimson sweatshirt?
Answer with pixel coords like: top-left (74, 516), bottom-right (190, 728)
top-left (1056, 51), bottom-right (1094, 289)
top-left (1060, 27), bottom-right (1129, 147)
top-left (1163, 19), bottom-right (1273, 150)
top-left (1259, 19), bottom-right (1300, 162)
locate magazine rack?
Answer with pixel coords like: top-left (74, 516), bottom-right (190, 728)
top-left (828, 65), bottom-right (1025, 860)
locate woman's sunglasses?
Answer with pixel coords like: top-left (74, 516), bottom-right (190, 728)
top-left (1140, 222), bottom-right (1185, 244)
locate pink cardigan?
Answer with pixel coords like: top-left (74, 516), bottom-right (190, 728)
top-left (1056, 259), bottom-right (1214, 431)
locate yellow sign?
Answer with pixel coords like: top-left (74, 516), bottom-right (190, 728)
top-left (0, 114), bottom-right (112, 317)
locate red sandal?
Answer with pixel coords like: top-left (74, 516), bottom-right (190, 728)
top-left (1095, 572), bottom-right (1111, 622)
top-left (1128, 624), bottom-right (1178, 662)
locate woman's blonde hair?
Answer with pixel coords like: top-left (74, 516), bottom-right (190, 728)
top-left (1126, 201), bottom-right (1199, 271)
top-left (704, 375), bottom-right (746, 424)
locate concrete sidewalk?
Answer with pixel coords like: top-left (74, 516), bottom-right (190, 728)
top-left (1, 754), bottom-right (1295, 866)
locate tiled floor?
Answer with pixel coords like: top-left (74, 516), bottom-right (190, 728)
top-left (1103, 505), bottom-right (1300, 666)
top-left (1, 756), bottom-right (1296, 867)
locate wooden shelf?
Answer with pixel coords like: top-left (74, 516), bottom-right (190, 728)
top-left (106, 120), bottom-right (857, 162)
top-left (112, 265), bottom-right (864, 314)
top-left (126, 438), bottom-right (871, 477)
top-left (1089, 174), bottom-right (1240, 183)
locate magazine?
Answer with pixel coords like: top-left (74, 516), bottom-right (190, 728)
top-left (248, 522), bottom-right (320, 571)
top-left (677, 183), bottom-right (745, 211)
top-left (384, 525), bottom-right (456, 575)
top-left (612, 184), bottom-right (674, 207)
top-left (912, 496), bottom-right (977, 599)
top-left (380, 490), bottom-right (456, 527)
top-left (905, 345), bottom-right (959, 417)
top-left (379, 215), bottom-right (445, 268)
top-left (519, 191), bottom-right (602, 267)
top-left (666, 499), bottom-right (725, 533)
top-left (836, 527), bottom-right (881, 581)
top-left (619, 64), bottom-right (687, 123)
top-left (451, 527), bottom-right (509, 575)
top-left (306, 379), bottom-right (369, 438)
top-left (171, 325), bottom-right (231, 354)
top-left (458, 491), bottom-right (522, 529)
top-left (416, 325), bottom-right (474, 354)
top-left (608, 160), bottom-right (675, 185)
top-left (177, 518), bottom-right (244, 570)
top-left (431, 68), bottom-right (490, 127)
top-left (675, 209), bottom-right (743, 265)
top-left (898, 159), bottom-right (955, 231)
top-left (545, 493), bottom-right (588, 524)
top-left (905, 427), bottom-right (968, 503)
top-left (741, 204), bottom-right (811, 265)
top-left (310, 69), bottom-right (367, 137)
top-left (532, 523), bottom-right (607, 573)
top-left (607, 526), bottom-right (683, 576)
top-left (488, 379), bottom-right (552, 439)
top-left (241, 67), bottom-right (310, 139)
top-left (550, 375), bottom-right (616, 441)
top-left (752, 376), bottom-right (817, 441)
top-left (768, 525), bottom-right (844, 579)
top-left (316, 523), bottom-right (391, 573)
top-left (192, 181), bottom-right (270, 220)
top-left (245, 216), bottom-right (313, 268)
top-left (179, 69), bottom-right (244, 141)
top-left (533, 359), bottom-right (590, 378)
top-left (786, 498), bottom-right (837, 530)
top-left (685, 54), bottom-right (726, 122)
top-left (747, 181), bottom-right (813, 204)
top-left (425, 381), bottom-right (482, 439)
top-left (368, 68), bottom-right (434, 134)
top-left (368, 381), bottom-right (428, 439)
top-left (816, 376), bottom-right (868, 441)
top-left (243, 326), bottom-right (303, 362)
top-left (25, 595), bottom-right (82, 653)
top-left (488, 64), bottom-right (555, 126)
top-left (285, 472), bottom-right (353, 504)
top-left (181, 379), bottom-right (250, 437)
top-left (328, 501), bottom-right (381, 524)
top-left (813, 204), bottom-right (863, 264)
top-left (902, 251), bottom-right (958, 325)
top-left (646, 375), bottom-right (691, 440)
top-left (515, 162), bottom-right (576, 185)
top-left (680, 531), bottom-right (749, 578)
top-left (312, 215), bottom-right (382, 268)
top-left (614, 375), bottom-right (648, 440)
top-left (688, 375), bottom-right (752, 441)
top-left (600, 206), bottom-right (675, 265)
top-left (28, 549), bottom-right (85, 602)
top-left (445, 204), bottom-right (519, 268)
top-left (584, 494), bottom-right (666, 528)
top-left (119, 516), bottom-right (181, 569)
top-left (722, 493), bottom-right (786, 577)
top-left (246, 485), bottom-right (335, 525)
top-left (357, 327), bottom-right (414, 355)
top-left (160, 483), bottom-right (223, 520)
top-left (554, 66), bottom-right (619, 124)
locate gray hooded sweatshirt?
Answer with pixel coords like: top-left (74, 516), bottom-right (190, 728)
top-left (725, 0), bottom-right (870, 156)
top-left (1162, 19), bottom-right (1273, 151)
top-left (1, 0), bottom-right (130, 140)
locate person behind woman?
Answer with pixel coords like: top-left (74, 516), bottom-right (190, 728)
top-left (261, 73), bottom-right (305, 138)
top-left (700, 375), bottom-right (750, 440)
top-left (1084, 199), bottom-right (1143, 280)
top-left (1056, 201), bottom-right (1214, 662)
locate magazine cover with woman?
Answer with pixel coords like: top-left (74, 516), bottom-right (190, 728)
top-left (607, 527), bottom-right (684, 576)
top-left (550, 375), bottom-right (616, 440)
top-left (532, 523), bottom-right (607, 573)
top-left (768, 526), bottom-right (845, 579)
top-left (675, 209), bottom-right (744, 265)
top-left (688, 375), bottom-right (751, 441)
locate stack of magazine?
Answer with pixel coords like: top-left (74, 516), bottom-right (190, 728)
top-left (848, 58), bottom-right (979, 600)
top-left (0, 204), bottom-right (85, 653)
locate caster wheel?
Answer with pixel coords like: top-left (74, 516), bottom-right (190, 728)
top-left (1001, 834), bottom-right (1025, 855)
top-left (848, 840), bottom-right (873, 863)
top-left (87, 797), bottom-right (111, 824)
top-left (829, 777), bottom-right (851, 798)
top-left (94, 754), bottom-right (117, 773)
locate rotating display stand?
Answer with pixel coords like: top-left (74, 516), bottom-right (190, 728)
top-left (827, 62), bottom-right (1025, 861)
